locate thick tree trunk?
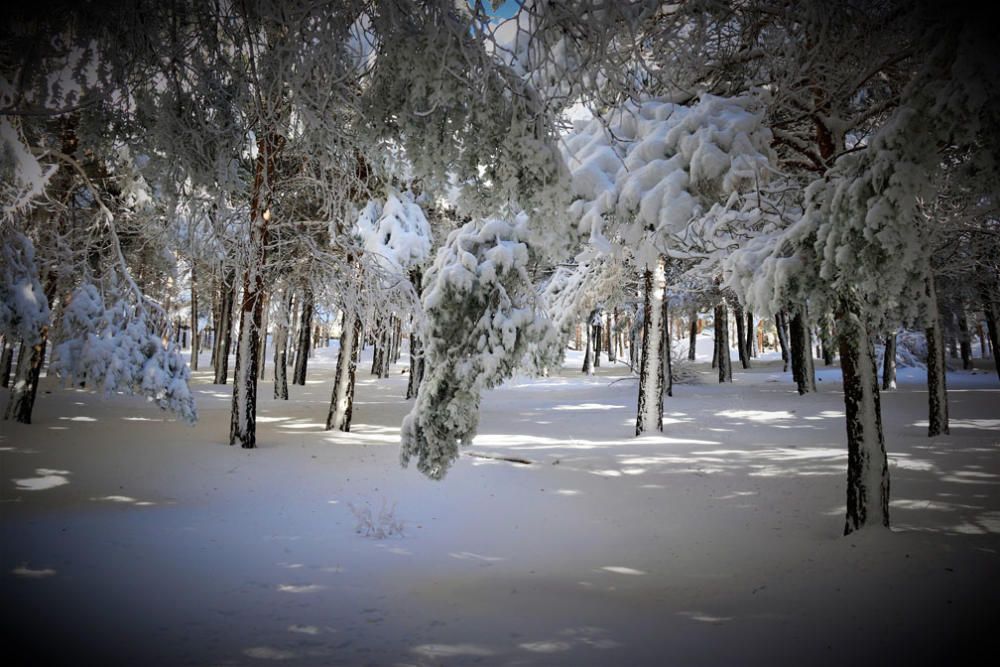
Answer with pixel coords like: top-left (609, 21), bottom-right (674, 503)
top-left (213, 267), bottom-right (236, 385)
top-left (378, 325), bottom-right (392, 378)
top-left (882, 333), bottom-right (897, 391)
top-left (272, 289), bottom-right (292, 400)
top-left (775, 310), bottom-right (791, 373)
top-left (734, 301), bottom-right (750, 369)
top-left (190, 264), bottom-right (199, 371)
top-left (636, 260), bottom-right (666, 435)
top-left (229, 130), bottom-right (281, 449)
top-left (327, 309), bottom-right (361, 432)
top-left (4, 335), bottom-right (47, 424)
top-left (688, 313), bottom-right (698, 362)
top-left (0, 338), bottom-right (14, 388)
top-left (292, 289), bottom-right (313, 386)
top-left (715, 303), bottom-right (732, 383)
top-left (789, 307), bottom-right (816, 394)
top-left (838, 300), bottom-right (890, 535)
top-left (925, 273), bottom-right (949, 437)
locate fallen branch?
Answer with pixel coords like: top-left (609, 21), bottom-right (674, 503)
top-left (465, 451), bottom-right (532, 465)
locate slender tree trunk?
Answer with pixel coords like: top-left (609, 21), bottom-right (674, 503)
top-left (715, 303), bottom-right (732, 383)
top-left (629, 316), bottom-right (639, 373)
top-left (636, 259), bottom-right (666, 435)
top-left (327, 308), bottom-right (361, 432)
top-left (789, 306), bottom-right (816, 394)
top-left (190, 264), bottom-right (199, 371)
top-left (746, 310), bottom-right (756, 358)
top-left (838, 299), bottom-right (890, 535)
top-left (606, 311), bottom-right (616, 363)
top-left (882, 333), bottom-right (897, 391)
top-left (257, 292), bottom-right (269, 380)
top-left (688, 313), bottom-right (698, 361)
top-left (775, 310), bottom-right (791, 373)
top-left (292, 288), bottom-right (313, 386)
top-left (734, 301), bottom-right (750, 369)
top-left (0, 338), bottom-right (14, 388)
top-left (213, 267), bottom-right (236, 385)
top-left (229, 130), bottom-right (281, 449)
top-left (378, 325), bottom-right (392, 378)
top-left (820, 318), bottom-right (836, 366)
top-left (925, 273), bottom-right (949, 437)
top-left (272, 288), bottom-right (292, 400)
top-left (662, 295), bottom-right (672, 398)
top-left (957, 307), bottom-right (972, 370)
top-left (582, 314), bottom-right (595, 375)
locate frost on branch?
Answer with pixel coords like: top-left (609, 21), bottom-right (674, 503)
top-left (400, 214), bottom-right (552, 480)
top-left (50, 284), bottom-right (197, 423)
top-left (0, 116), bottom-right (58, 218)
top-left (0, 230), bottom-right (50, 345)
top-left (354, 191), bottom-right (432, 274)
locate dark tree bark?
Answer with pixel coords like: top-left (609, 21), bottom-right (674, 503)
top-left (925, 273), bottom-right (949, 437)
top-left (0, 338), bottom-right (14, 388)
top-left (606, 311), bottom-right (616, 363)
top-left (734, 301), bottom-right (750, 369)
top-left (272, 289), bottom-right (292, 400)
top-left (292, 289), bottom-right (313, 386)
top-left (593, 321), bottom-right (602, 368)
top-left (984, 292), bottom-right (1000, 381)
top-left (407, 269), bottom-right (425, 399)
top-left (327, 309), bottom-right (361, 432)
top-left (636, 260), bottom-right (666, 435)
top-left (230, 129), bottom-right (283, 449)
top-left (629, 313), bottom-right (640, 373)
top-left (882, 333), bottom-right (897, 391)
top-left (715, 303), bottom-right (732, 383)
top-left (4, 336), bottom-right (47, 424)
top-left (789, 306), bottom-right (816, 394)
top-left (775, 310), bottom-right (790, 373)
top-left (820, 319), bottom-right (835, 366)
top-left (190, 264), bottom-right (199, 371)
top-left (582, 311), bottom-right (595, 375)
top-left (213, 267), bottom-right (236, 385)
top-left (746, 310), bottom-right (756, 358)
top-left (838, 300), bottom-right (890, 535)
top-left (688, 312), bottom-right (698, 362)
top-left (957, 308), bottom-right (972, 370)
top-left (662, 295), bottom-right (672, 398)
top-left (257, 292), bottom-right (269, 380)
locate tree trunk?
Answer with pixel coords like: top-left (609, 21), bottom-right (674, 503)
top-left (327, 308), bottom-right (361, 432)
top-left (957, 307), bottom-right (972, 370)
top-left (882, 333), bottom-right (897, 391)
top-left (925, 273), bottom-right (949, 437)
top-left (636, 259), bottom-right (666, 435)
top-left (662, 295), bottom-right (672, 398)
top-left (789, 306), bottom-right (816, 394)
top-left (582, 315), bottom-right (595, 375)
top-left (746, 310), bottom-right (756, 358)
top-left (213, 267), bottom-right (236, 385)
top-left (606, 311), bottom-right (616, 363)
top-left (775, 310), bottom-right (790, 373)
top-left (715, 303), bottom-right (732, 383)
top-left (229, 129), bottom-right (281, 449)
top-left (257, 292), bottom-right (269, 380)
top-left (820, 318), bottom-right (835, 366)
top-left (272, 288), bottom-right (292, 400)
top-left (292, 288), bottom-right (313, 386)
top-left (4, 334), bottom-right (47, 424)
top-left (190, 264), bottom-right (199, 371)
top-left (838, 300), bottom-right (890, 535)
top-left (688, 312), bottom-right (698, 361)
top-left (0, 338), bottom-right (14, 388)
top-left (734, 301), bottom-right (750, 369)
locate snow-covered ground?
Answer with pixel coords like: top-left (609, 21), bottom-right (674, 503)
top-left (2, 337), bottom-right (999, 666)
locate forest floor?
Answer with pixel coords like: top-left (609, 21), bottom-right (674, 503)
top-left (2, 337), bottom-right (999, 666)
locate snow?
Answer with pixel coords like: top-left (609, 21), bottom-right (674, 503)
top-left (2, 346), bottom-right (998, 665)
